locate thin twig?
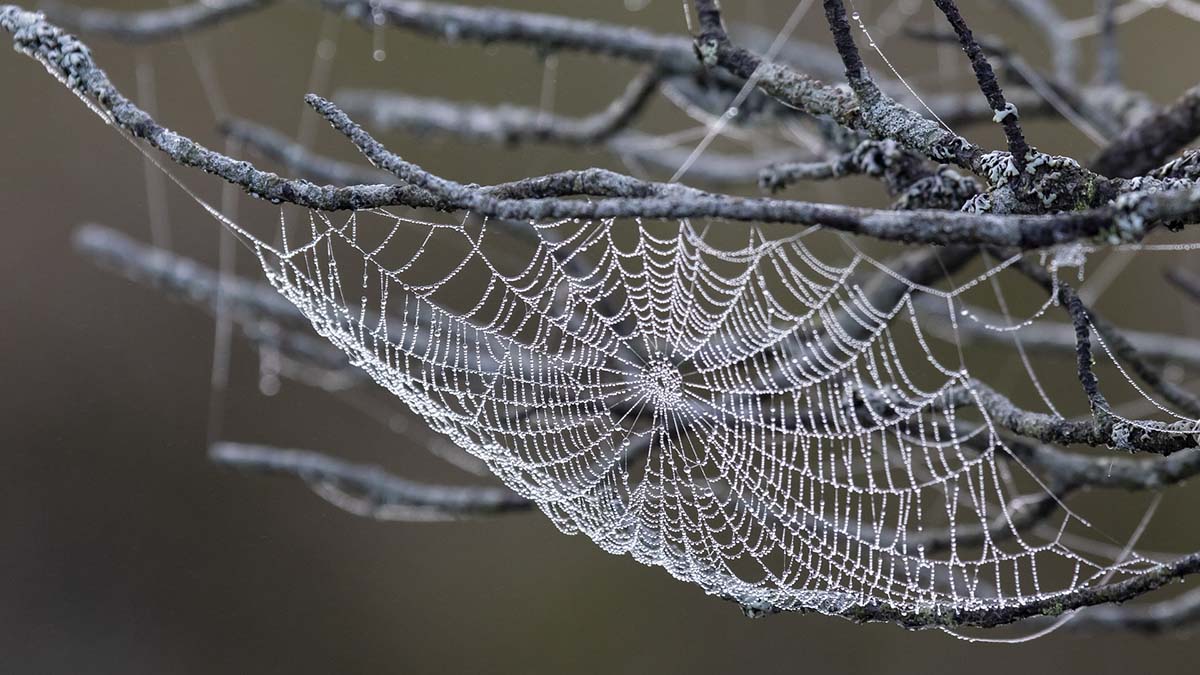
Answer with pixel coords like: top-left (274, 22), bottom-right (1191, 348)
top-left (932, 0), bottom-right (1031, 168)
top-left (1095, 0), bottom-right (1121, 87)
top-left (210, 442), bottom-right (533, 518)
top-left (40, 0), bottom-right (270, 42)
top-left (917, 295), bottom-right (1200, 368)
top-left (220, 118), bottom-right (396, 186)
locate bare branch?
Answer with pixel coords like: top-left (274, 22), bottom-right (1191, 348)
top-left (951, 379), bottom-right (1196, 456)
top-left (917, 295), bottom-right (1200, 368)
top-left (1095, 0), bottom-right (1121, 87)
top-left (931, 0), bottom-right (1031, 168)
top-left (220, 118), bottom-right (396, 186)
top-left (1093, 83), bottom-right (1200, 178)
top-left (1013, 258), bottom-right (1200, 419)
top-left (332, 88), bottom-right (803, 185)
top-left (1167, 268), bottom-right (1200, 305)
top-left (345, 68), bottom-right (661, 147)
top-left (822, 550), bottom-right (1200, 629)
top-left (10, 6), bottom-right (1197, 249)
top-left (999, 0), bottom-right (1078, 83)
top-left (325, 0), bottom-right (701, 74)
top-left (210, 442), bottom-right (533, 518)
top-left (72, 224), bottom-right (357, 378)
top-left (1071, 587), bottom-right (1200, 634)
top-left (40, 0), bottom-right (269, 42)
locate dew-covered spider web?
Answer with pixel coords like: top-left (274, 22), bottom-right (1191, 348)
top-left (203, 205), bottom-right (1171, 616)
top-left (47, 0), bottom-right (1200, 625)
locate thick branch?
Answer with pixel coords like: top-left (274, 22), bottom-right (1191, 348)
top-left (10, 6), bottom-right (1197, 249)
top-left (1092, 83), bottom-right (1200, 178)
top-left (324, 0), bottom-right (701, 74)
top-left (954, 380), bottom-right (1195, 456)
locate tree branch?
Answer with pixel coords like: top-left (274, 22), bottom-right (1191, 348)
top-left (1071, 587), bottom-right (1200, 634)
top-left (1092, 82), bottom-right (1200, 178)
top-left (931, 0), bottom-right (1031, 168)
top-left (40, 0), bottom-right (270, 42)
top-left (219, 118), bottom-right (396, 186)
top-left (331, 88), bottom-right (800, 185)
top-left (11, 5), bottom-right (1197, 249)
top-left (210, 442), bottom-right (533, 518)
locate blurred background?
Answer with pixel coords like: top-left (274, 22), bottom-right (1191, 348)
top-left (3, 0), bottom-right (1200, 672)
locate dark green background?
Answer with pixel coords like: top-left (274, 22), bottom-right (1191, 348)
top-left (2, 1), bottom-right (1199, 672)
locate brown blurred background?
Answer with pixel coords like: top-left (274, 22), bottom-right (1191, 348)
top-left (3, 1), bottom-right (1200, 672)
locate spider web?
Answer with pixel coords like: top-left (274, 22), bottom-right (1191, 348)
top-left (50, 0), bottom-right (1198, 623)
top-left (209, 206), bottom-right (1165, 616)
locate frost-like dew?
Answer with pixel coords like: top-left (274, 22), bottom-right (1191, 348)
top-left (371, 0), bottom-right (387, 62)
top-left (215, 208), bottom-right (1167, 615)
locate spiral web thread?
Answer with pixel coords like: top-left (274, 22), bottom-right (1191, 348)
top-left (222, 207), bottom-right (1167, 615)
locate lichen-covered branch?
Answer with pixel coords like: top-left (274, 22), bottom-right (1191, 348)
top-left (220, 118), bottom-right (396, 186)
top-left (10, 5), bottom-right (1199, 249)
top-left (931, 0), bottom-right (1031, 168)
top-left (1071, 587), bottom-right (1200, 634)
top-left (951, 380), bottom-right (1195, 456)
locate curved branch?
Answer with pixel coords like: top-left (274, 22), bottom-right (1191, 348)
top-left (211, 442), bottom-right (533, 518)
top-left (932, 0), bottom-right (1031, 167)
top-left (10, 6), bottom-right (1196, 249)
top-left (826, 551), bottom-right (1200, 629)
top-left (332, 88), bottom-right (801, 185)
top-left (1071, 587), bottom-right (1200, 634)
top-left (220, 118), bottom-right (396, 186)
top-left (40, 0), bottom-right (270, 42)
